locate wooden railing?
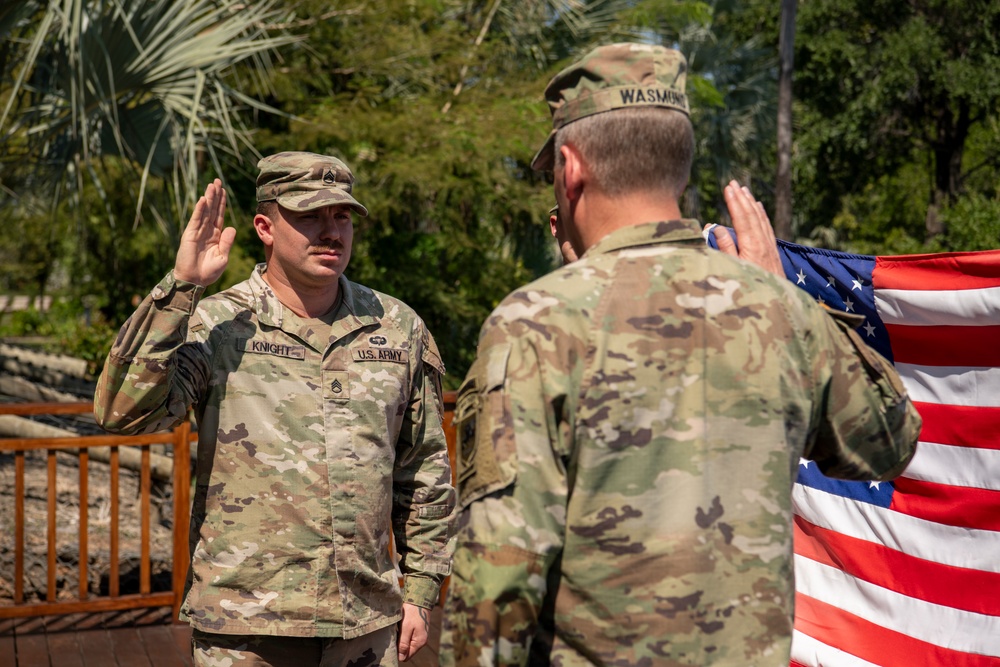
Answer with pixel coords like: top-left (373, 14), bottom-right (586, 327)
top-left (0, 403), bottom-right (192, 622)
top-left (0, 392), bottom-right (457, 620)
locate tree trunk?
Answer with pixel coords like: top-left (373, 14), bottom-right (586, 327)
top-left (774, 0), bottom-right (797, 240)
top-left (926, 99), bottom-right (971, 241)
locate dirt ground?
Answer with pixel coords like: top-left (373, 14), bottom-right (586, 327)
top-left (0, 447), bottom-right (177, 604)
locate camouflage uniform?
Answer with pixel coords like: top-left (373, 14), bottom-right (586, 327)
top-left (441, 44), bottom-right (921, 667)
top-left (94, 153), bottom-right (455, 642)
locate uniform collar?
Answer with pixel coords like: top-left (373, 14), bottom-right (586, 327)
top-left (248, 264), bottom-right (381, 352)
top-left (582, 219), bottom-right (705, 259)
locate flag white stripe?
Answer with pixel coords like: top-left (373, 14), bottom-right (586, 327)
top-left (876, 285), bottom-right (1000, 326)
top-left (792, 484), bottom-right (1000, 573)
top-left (790, 630), bottom-right (881, 667)
top-left (903, 441), bottom-right (1000, 491)
top-left (794, 556), bottom-right (1000, 656)
top-left (895, 363), bottom-right (1000, 407)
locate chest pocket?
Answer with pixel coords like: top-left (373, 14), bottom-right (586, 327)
top-left (455, 343), bottom-right (515, 509)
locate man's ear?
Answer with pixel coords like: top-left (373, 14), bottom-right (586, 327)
top-left (559, 143), bottom-right (586, 202)
top-left (253, 213), bottom-right (274, 248)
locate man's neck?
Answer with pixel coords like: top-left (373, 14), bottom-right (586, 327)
top-left (261, 270), bottom-right (341, 319)
top-left (574, 191), bottom-right (684, 252)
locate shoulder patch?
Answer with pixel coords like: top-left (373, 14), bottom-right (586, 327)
top-left (421, 328), bottom-right (446, 376)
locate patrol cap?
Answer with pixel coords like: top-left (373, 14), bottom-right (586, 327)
top-left (256, 151), bottom-right (368, 217)
top-left (531, 42), bottom-right (690, 171)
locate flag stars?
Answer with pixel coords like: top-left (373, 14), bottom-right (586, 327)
top-left (796, 270), bottom-right (807, 285)
top-left (852, 276), bottom-right (864, 291)
top-left (843, 296), bottom-right (855, 312)
top-left (826, 275), bottom-right (836, 288)
top-left (863, 321), bottom-right (877, 338)
top-left (799, 458), bottom-right (811, 469)
top-left (869, 481), bottom-right (881, 490)
top-left (817, 295), bottom-right (826, 306)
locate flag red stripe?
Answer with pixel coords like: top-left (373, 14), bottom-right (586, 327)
top-left (794, 593), bottom-right (999, 667)
top-left (915, 402), bottom-right (1000, 451)
top-left (874, 252), bottom-right (1000, 290)
top-left (794, 516), bottom-right (1000, 615)
top-left (884, 324), bottom-right (1000, 367)
top-left (890, 477), bottom-right (1000, 531)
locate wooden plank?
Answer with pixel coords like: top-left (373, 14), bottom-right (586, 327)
top-left (46, 450), bottom-right (56, 602)
top-left (0, 593), bottom-right (175, 619)
top-left (140, 447), bottom-right (150, 595)
top-left (169, 624), bottom-right (193, 667)
top-left (0, 432), bottom-right (174, 453)
top-left (138, 624), bottom-right (190, 667)
top-left (77, 626), bottom-right (117, 667)
top-left (110, 447), bottom-right (119, 598)
top-left (79, 450), bottom-right (89, 600)
top-left (46, 629), bottom-right (85, 667)
top-left (106, 625), bottom-right (152, 667)
top-left (14, 452), bottom-right (24, 604)
top-left (0, 402), bottom-right (92, 416)
top-left (0, 618), bottom-right (16, 667)
top-left (13, 631), bottom-right (50, 667)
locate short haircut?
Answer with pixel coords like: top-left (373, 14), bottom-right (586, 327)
top-left (554, 107), bottom-right (694, 199)
top-left (256, 200), bottom-right (278, 218)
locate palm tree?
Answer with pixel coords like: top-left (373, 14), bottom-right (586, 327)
top-left (0, 0), bottom-right (296, 233)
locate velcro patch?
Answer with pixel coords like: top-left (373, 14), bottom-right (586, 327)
top-left (239, 339), bottom-right (305, 360)
top-left (352, 348), bottom-right (408, 364)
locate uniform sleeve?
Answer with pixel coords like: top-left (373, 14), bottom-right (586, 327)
top-left (93, 272), bottom-right (209, 434)
top-left (441, 322), bottom-right (569, 667)
top-left (392, 323), bottom-right (457, 609)
top-left (804, 305), bottom-right (922, 480)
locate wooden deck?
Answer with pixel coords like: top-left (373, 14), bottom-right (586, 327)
top-left (0, 607), bottom-right (192, 667)
top-left (0, 604), bottom-right (445, 666)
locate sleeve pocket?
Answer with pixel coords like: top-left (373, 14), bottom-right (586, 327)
top-left (455, 343), bottom-right (515, 509)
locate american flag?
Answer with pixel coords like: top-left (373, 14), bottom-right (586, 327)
top-left (708, 229), bottom-right (1000, 666)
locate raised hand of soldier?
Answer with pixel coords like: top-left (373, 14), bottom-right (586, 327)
top-left (174, 179), bottom-right (235, 286)
top-left (713, 180), bottom-right (784, 277)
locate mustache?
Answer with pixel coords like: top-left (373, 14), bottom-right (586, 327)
top-left (310, 242), bottom-right (344, 253)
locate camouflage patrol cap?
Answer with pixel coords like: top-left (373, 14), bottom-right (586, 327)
top-left (531, 42), bottom-right (690, 171)
top-left (256, 152), bottom-right (368, 216)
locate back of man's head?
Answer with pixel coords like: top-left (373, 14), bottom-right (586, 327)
top-left (532, 42), bottom-right (694, 199)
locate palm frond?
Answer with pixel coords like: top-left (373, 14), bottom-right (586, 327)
top-left (1, 0), bottom-right (299, 229)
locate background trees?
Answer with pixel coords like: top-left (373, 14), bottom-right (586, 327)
top-left (2, 0), bottom-right (998, 384)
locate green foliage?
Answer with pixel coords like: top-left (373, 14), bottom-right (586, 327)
top-left (792, 0), bottom-right (1000, 242)
top-left (938, 195), bottom-right (1000, 252)
top-left (0, 300), bottom-right (117, 377)
top-left (5, 0), bottom-right (999, 389)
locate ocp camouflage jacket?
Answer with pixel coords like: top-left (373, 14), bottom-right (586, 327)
top-left (95, 265), bottom-right (455, 639)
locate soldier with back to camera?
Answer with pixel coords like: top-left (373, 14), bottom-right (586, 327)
top-left (442, 43), bottom-right (920, 667)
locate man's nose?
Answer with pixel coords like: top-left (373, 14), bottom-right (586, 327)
top-left (317, 211), bottom-right (342, 239)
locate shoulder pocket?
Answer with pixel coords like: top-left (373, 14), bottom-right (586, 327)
top-left (455, 343), bottom-right (515, 508)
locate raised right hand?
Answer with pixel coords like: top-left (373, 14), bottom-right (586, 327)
top-left (712, 180), bottom-right (784, 277)
top-left (173, 179), bottom-right (236, 286)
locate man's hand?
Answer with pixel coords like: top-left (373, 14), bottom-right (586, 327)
top-left (173, 179), bottom-right (235, 286)
top-left (710, 180), bottom-right (784, 277)
top-left (397, 602), bottom-right (431, 662)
